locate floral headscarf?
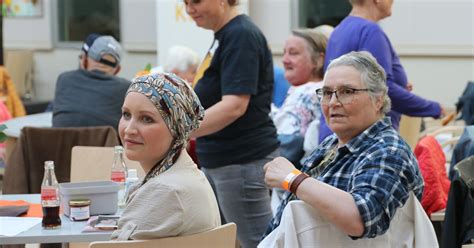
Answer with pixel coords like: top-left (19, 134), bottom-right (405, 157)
top-left (126, 72), bottom-right (204, 185)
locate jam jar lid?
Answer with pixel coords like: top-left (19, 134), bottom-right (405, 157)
top-left (69, 199), bottom-right (91, 207)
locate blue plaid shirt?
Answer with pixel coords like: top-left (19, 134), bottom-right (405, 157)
top-left (264, 117), bottom-right (424, 239)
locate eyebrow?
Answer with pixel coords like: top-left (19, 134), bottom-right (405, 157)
top-left (322, 84), bottom-right (358, 89)
top-left (122, 106), bottom-right (158, 115)
top-left (137, 110), bottom-right (159, 115)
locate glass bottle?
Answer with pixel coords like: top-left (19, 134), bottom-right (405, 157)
top-left (111, 146), bottom-right (128, 208)
top-left (124, 168), bottom-right (139, 201)
top-left (41, 160), bottom-right (61, 229)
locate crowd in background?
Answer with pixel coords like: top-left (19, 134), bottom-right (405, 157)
top-left (4, 0), bottom-right (472, 247)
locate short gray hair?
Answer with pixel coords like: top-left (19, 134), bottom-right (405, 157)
top-left (326, 51), bottom-right (391, 114)
top-left (164, 45), bottom-right (200, 73)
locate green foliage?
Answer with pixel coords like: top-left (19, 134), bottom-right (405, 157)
top-left (144, 63), bottom-right (152, 72)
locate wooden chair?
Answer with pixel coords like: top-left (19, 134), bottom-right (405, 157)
top-left (4, 50), bottom-right (34, 99)
top-left (422, 125), bottom-right (465, 165)
top-left (69, 146), bottom-right (145, 248)
top-left (2, 126), bottom-right (119, 194)
top-left (88, 223), bottom-right (237, 248)
top-left (70, 146), bottom-right (144, 182)
top-left (399, 115), bottom-right (422, 150)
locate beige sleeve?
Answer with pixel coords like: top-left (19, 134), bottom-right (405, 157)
top-left (111, 183), bottom-right (185, 240)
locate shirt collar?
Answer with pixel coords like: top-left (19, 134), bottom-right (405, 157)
top-left (303, 117), bottom-right (392, 171)
top-left (342, 117), bottom-right (392, 154)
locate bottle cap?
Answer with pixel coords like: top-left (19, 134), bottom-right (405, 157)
top-left (44, 160), bottom-right (55, 169)
top-left (127, 169), bottom-right (138, 179)
top-left (114, 146), bottom-right (124, 152)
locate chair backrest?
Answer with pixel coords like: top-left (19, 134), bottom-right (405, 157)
top-left (5, 50), bottom-right (34, 98)
top-left (2, 126), bottom-right (120, 194)
top-left (454, 155), bottom-right (474, 189)
top-left (399, 115), bottom-right (422, 150)
top-left (71, 146), bottom-right (144, 182)
top-left (89, 223), bottom-right (237, 248)
top-left (450, 126), bottom-right (474, 180)
top-left (259, 193), bottom-right (438, 248)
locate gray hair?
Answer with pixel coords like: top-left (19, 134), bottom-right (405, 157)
top-left (326, 51), bottom-right (391, 114)
top-left (163, 45), bottom-right (200, 73)
top-left (292, 25), bottom-right (334, 78)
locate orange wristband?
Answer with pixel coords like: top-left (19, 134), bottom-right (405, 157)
top-left (281, 169), bottom-right (301, 191)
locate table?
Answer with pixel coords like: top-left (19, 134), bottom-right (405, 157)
top-left (3, 112), bottom-right (52, 138)
top-left (0, 194), bottom-right (113, 245)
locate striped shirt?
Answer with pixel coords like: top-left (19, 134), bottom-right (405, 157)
top-left (264, 117), bottom-right (424, 239)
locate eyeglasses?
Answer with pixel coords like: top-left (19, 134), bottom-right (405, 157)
top-left (315, 87), bottom-right (370, 105)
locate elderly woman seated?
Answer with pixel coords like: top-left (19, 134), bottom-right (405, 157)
top-left (261, 51), bottom-right (424, 244)
top-left (111, 73), bottom-right (220, 240)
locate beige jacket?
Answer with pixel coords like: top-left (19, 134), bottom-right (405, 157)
top-left (111, 150), bottom-right (221, 240)
top-left (259, 192), bottom-right (438, 248)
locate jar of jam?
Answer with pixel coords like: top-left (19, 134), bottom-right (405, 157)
top-left (69, 199), bottom-right (91, 221)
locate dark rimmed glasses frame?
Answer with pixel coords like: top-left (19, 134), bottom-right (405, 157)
top-left (315, 87), bottom-right (370, 105)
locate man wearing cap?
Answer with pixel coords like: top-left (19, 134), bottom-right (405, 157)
top-left (52, 34), bottom-right (130, 130)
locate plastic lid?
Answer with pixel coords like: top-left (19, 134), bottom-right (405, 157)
top-left (127, 169), bottom-right (138, 179)
top-left (69, 199), bottom-right (91, 206)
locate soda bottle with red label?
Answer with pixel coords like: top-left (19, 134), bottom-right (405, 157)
top-left (111, 146), bottom-right (128, 207)
top-left (41, 160), bottom-right (61, 229)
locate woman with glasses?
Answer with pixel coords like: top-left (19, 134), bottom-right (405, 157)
top-left (261, 51), bottom-right (423, 245)
top-left (272, 25), bottom-right (333, 169)
top-left (318, 0), bottom-right (444, 143)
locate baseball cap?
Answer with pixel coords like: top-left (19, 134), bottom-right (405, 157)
top-left (82, 33), bottom-right (100, 54)
top-left (84, 35), bottom-right (122, 67)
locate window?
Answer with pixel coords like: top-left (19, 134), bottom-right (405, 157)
top-left (57, 0), bottom-right (120, 42)
top-left (298, 0), bottom-right (351, 28)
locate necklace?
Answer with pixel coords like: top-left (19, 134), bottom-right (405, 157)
top-left (310, 145), bottom-right (338, 177)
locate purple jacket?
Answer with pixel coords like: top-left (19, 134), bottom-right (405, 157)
top-left (319, 16), bottom-right (441, 142)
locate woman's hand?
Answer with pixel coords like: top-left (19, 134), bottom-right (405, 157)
top-left (263, 157), bottom-right (297, 189)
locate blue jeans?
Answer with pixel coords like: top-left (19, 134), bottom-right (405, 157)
top-left (202, 149), bottom-right (278, 248)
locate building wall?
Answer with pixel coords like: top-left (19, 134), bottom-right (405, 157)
top-left (380, 0), bottom-right (474, 108)
top-left (4, 0), bottom-right (474, 108)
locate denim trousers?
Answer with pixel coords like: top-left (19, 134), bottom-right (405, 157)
top-left (202, 149), bottom-right (278, 248)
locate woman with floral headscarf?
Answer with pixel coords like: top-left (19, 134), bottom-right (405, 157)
top-left (111, 73), bottom-right (220, 240)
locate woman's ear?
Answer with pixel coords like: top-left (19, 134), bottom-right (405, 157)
top-left (317, 52), bottom-right (325, 69)
top-left (375, 95), bottom-right (384, 112)
top-left (313, 52), bottom-right (325, 78)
